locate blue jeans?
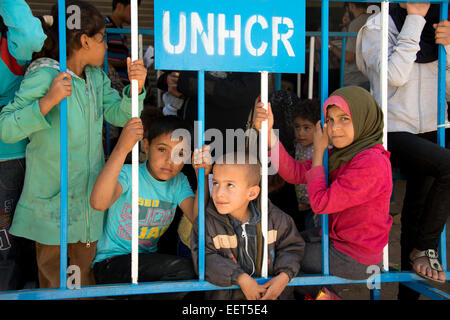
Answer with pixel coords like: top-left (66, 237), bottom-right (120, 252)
top-left (0, 158), bottom-right (36, 290)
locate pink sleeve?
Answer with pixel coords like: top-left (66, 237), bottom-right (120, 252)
top-left (306, 151), bottom-right (392, 214)
top-left (269, 140), bottom-right (311, 184)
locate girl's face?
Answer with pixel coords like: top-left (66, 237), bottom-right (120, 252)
top-left (83, 28), bottom-right (107, 67)
top-left (326, 105), bottom-right (354, 149)
top-left (142, 132), bottom-right (189, 181)
top-left (293, 116), bottom-right (315, 147)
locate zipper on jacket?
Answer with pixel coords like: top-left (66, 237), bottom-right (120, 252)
top-left (85, 80), bottom-right (91, 247)
top-left (241, 222), bottom-right (255, 277)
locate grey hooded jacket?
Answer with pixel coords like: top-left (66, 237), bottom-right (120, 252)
top-left (356, 13), bottom-right (450, 134)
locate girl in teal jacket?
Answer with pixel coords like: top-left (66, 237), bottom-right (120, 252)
top-left (0, 1), bottom-right (147, 288)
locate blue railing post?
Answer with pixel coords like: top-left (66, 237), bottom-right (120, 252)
top-left (340, 37), bottom-right (347, 88)
top-left (320, 0), bottom-right (330, 276)
top-left (275, 73), bottom-right (282, 91)
top-left (437, 0), bottom-right (448, 271)
top-left (0, 0), bottom-right (448, 301)
top-left (58, 0), bottom-right (68, 290)
top-left (197, 70), bottom-right (205, 281)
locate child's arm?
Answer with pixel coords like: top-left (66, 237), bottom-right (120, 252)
top-left (101, 59), bottom-right (147, 127)
top-left (307, 151), bottom-right (392, 215)
top-left (90, 118), bottom-right (143, 211)
top-left (0, 0), bottom-right (46, 62)
top-left (0, 70), bottom-right (70, 143)
top-left (253, 100), bottom-right (310, 184)
top-left (358, 6), bottom-right (427, 87)
top-left (179, 145), bottom-right (212, 223)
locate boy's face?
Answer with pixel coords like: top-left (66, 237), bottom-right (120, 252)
top-left (142, 132), bottom-right (188, 181)
top-left (293, 117), bottom-right (315, 147)
top-left (211, 164), bottom-right (260, 219)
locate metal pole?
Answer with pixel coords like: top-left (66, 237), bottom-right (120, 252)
top-left (437, 0), bottom-right (448, 271)
top-left (197, 70), bottom-right (205, 281)
top-left (308, 36), bottom-right (315, 99)
top-left (320, 0), bottom-right (330, 276)
top-left (380, 0), bottom-right (390, 272)
top-left (130, 0), bottom-right (139, 285)
top-left (260, 71), bottom-right (269, 278)
top-left (58, 0), bottom-right (68, 290)
top-left (340, 37), bottom-right (347, 88)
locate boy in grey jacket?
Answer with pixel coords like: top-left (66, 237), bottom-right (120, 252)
top-left (191, 152), bottom-right (305, 300)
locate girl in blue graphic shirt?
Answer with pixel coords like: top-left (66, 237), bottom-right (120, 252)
top-left (90, 107), bottom-right (211, 299)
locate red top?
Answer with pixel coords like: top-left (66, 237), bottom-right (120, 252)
top-left (270, 141), bottom-right (393, 265)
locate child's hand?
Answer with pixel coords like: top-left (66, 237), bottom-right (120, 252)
top-left (39, 72), bottom-right (72, 116)
top-left (312, 121), bottom-right (329, 167)
top-left (115, 118), bottom-right (144, 154)
top-left (192, 145), bottom-right (213, 176)
top-left (260, 272), bottom-right (290, 300)
top-left (127, 58), bottom-right (147, 94)
top-left (313, 121), bottom-right (329, 154)
top-left (237, 273), bottom-right (267, 300)
top-left (253, 97), bottom-right (276, 149)
top-left (434, 20), bottom-right (450, 46)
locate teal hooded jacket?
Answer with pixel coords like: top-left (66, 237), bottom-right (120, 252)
top-left (0, 0), bottom-right (46, 160)
top-left (0, 58), bottom-right (145, 245)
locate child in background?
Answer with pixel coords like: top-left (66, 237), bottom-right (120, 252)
top-left (254, 86), bottom-right (393, 287)
top-left (191, 152), bottom-right (305, 300)
top-left (0, 0), bottom-right (46, 291)
top-left (0, 0), bottom-right (147, 288)
top-left (292, 99), bottom-right (321, 231)
top-left (91, 108), bottom-right (211, 299)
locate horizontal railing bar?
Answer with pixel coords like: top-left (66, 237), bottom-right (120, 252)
top-left (106, 28), bottom-right (154, 35)
top-left (1, 272), bottom-right (448, 300)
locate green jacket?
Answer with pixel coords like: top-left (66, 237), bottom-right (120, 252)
top-left (0, 58), bottom-right (145, 245)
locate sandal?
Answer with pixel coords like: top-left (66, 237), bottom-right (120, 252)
top-left (410, 249), bottom-right (446, 284)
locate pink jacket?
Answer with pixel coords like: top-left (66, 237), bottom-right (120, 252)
top-left (270, 141), bottom-right (393, 265)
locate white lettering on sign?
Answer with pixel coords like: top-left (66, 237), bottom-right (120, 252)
top-left (162, 12), bottom-right (295, 57)
top-left (191, 12), bottom-right (214, 55)
top-left (218, 14), bottom-right (241, 56)
top-left (245, 15), bottom-right (268, 56)
top-left (163, 11), bottom-right (186, 54)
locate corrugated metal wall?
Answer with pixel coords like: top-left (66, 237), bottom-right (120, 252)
top-left (26, 0), bottom-right (155, 47)
top-left (25, 0), bottom-right (158, 104)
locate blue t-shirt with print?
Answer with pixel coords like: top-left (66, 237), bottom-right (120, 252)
top-left (93, 162), bottom-right (194, 265)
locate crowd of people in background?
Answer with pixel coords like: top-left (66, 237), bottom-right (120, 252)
top-left (0, 0), bottom-right (449, 300)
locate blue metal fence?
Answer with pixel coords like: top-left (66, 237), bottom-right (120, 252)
top-left (0, 0), bottom-right (449, 300)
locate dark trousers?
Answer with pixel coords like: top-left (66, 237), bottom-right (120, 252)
top-left (0, 158), bottom-right (37, 291)
top-left (93, 253), bottom-right (196, 299)
top-left (388, 130), bottom-right (450, 300)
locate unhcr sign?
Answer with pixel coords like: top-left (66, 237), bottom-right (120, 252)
top-left (155, 0), bottom-right (305, 73)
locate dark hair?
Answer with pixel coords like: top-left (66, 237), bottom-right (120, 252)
top-left (350, 2), bottom-right (369, 9)
top-left (292, 99), bottom-right (321, 125)
top-left (140, 107), bottom-right (192, 146)
top-left (112, 0), bottom-right (142, 11)
top-left (0, 16), bottom-right (6, 38)
top-left (35, 1), bottom-right (105, 60)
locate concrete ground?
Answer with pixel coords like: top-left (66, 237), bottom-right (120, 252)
top-left (333, 179), bottom-right (450, 300)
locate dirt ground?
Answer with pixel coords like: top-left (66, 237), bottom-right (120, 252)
top-left (333, 179), bottom-right (450, 300)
